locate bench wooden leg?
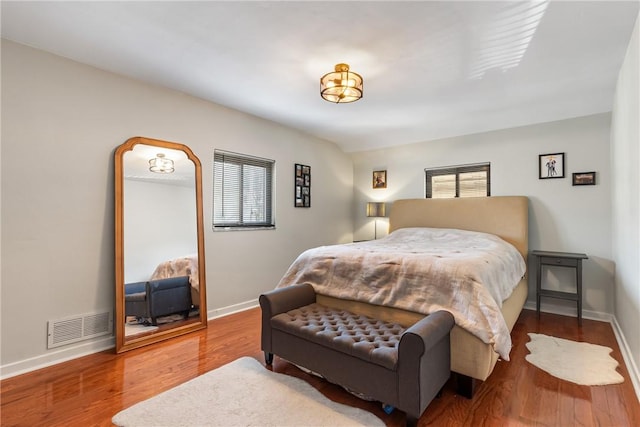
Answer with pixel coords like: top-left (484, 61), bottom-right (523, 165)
top-left (456, 374), bottom-right (477, 399)
top-left (436, 384), bottom-right (445, 398)
top-left (264, 352), bottom-right (273, 365)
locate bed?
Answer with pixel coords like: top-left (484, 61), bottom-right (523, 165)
top-left (149, 254), bottom-right (200, 305)
top-left (276, 196), bottom-right (528, 396)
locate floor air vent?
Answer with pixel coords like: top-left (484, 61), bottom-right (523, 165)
top-left (47, 311), bottom-right (113, 349)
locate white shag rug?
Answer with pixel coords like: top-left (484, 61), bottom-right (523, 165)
top-left (525, 333), bottom-right (624, 386)
top-left (112, 357), bottom-right (384, 427)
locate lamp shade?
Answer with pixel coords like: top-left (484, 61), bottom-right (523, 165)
top-left (320, 63), bottom-right (363, 103)
top-left (366, 202), bottom-right (386, 218)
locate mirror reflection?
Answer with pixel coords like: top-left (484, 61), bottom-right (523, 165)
top-left (115, 137), bottom-right (207, 353)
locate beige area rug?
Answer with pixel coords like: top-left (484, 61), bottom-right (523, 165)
top-left (112, 357), bottom-right (384, 427)
top-left (525, 333), bottom-right (624, 386)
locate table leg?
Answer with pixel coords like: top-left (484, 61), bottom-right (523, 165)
top-left (577, 260), bottom-right (583, 326)
top-left (536, 257), bottom-right (542, 317)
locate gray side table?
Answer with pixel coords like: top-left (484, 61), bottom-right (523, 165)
top-left (532, 250), bottom-right (588, 325)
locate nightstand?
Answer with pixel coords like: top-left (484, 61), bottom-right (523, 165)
top-left (532, 250), bottom-right (588, 325)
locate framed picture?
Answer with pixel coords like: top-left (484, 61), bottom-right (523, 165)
top-left (573, 171), bottom-right (596, 186)
top-left (539, 153), bottom-right (565, 179)
top-left (295, 163), bottom-right (311, 207)
top-left (373, 170), bottom-right (387, 189)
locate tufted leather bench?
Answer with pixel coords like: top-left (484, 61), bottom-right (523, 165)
top-left (271, 303), bottom-right (406, 370)
top-left (260, 283), bottom-right (454, 426)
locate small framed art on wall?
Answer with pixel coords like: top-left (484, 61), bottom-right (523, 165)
top-left (295, 163), bottom-right (311, 207)
top-left (373, 170), bottom-right (387, 189)
top-left (539, 153), bottom-right (564, 179)
top-left (573, 171), bottom-right (596, 186)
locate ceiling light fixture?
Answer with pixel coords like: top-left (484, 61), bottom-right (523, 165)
top-left (149, 153), bottom-right (174, 174)
top-left (320, 63), bottom-right (363, 103)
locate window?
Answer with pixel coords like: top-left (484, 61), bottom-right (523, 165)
top-left (213, 150), bottom-right (275, 229)
top-left (425, 163), bottom-right (490, 198)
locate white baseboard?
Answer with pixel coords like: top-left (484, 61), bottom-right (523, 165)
top-left (611, 316), bottom-right (640, 402)
top-left (0, 299), bottom-right (259, 381)
top-left (522, 301), bottom-right (613, 322)
top-left (0, 335), bottom-right (116, 380)
top-left (523, 300), bottom-right (640, 402)
top-left (208, 299), bottom-right (258, 319)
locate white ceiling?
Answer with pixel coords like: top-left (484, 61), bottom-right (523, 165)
top-left (2, 1), bottom-right (638, 152)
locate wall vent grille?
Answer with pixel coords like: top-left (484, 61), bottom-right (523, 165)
top-left (47, 311), bottom-right (113, 349)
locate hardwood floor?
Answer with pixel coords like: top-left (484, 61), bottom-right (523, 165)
top-left (1, 308), bottom-right (638, 426)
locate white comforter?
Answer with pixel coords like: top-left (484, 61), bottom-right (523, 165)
top-left (150, 254), bottom-right (199, 293)
top-left (277, 227), bottom-right (526, 360)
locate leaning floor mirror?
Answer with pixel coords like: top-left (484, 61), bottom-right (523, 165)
top-left (114, 136), bottom-right (207, 353)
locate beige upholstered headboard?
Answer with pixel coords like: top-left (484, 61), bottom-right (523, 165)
top-left (388, 196), bottom-right (529, 258)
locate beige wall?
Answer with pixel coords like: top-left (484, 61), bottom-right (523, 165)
top-left (351, 114), bottom-right (615, 316)
top-left (0, 40), bottom-right (353, 374)
top-left (611, 12), bottom-right (640, 393)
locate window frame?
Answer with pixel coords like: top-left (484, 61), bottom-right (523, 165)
top-left (213, 149), bottom-right (275, 231)
top-left (425, 163), bottom-right (491, 199)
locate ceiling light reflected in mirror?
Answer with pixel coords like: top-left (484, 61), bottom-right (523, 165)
top-left (149, 153), bottom-right (175, 174)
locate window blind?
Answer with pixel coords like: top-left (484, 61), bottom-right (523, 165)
top-left (430, 173), bottom-right (457, 199)
top-left (459, 170), bottom-right (488, 197)
top-left (213, 150), bottom-right (275, 229)
top-left (425, 163), bottom-right (490, 198)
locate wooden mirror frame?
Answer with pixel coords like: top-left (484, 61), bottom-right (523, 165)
top-left (115, 136), bottom-right (207, 353)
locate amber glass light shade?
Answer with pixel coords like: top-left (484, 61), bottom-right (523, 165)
top-left (320, 63), bottom-right (363, 103)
